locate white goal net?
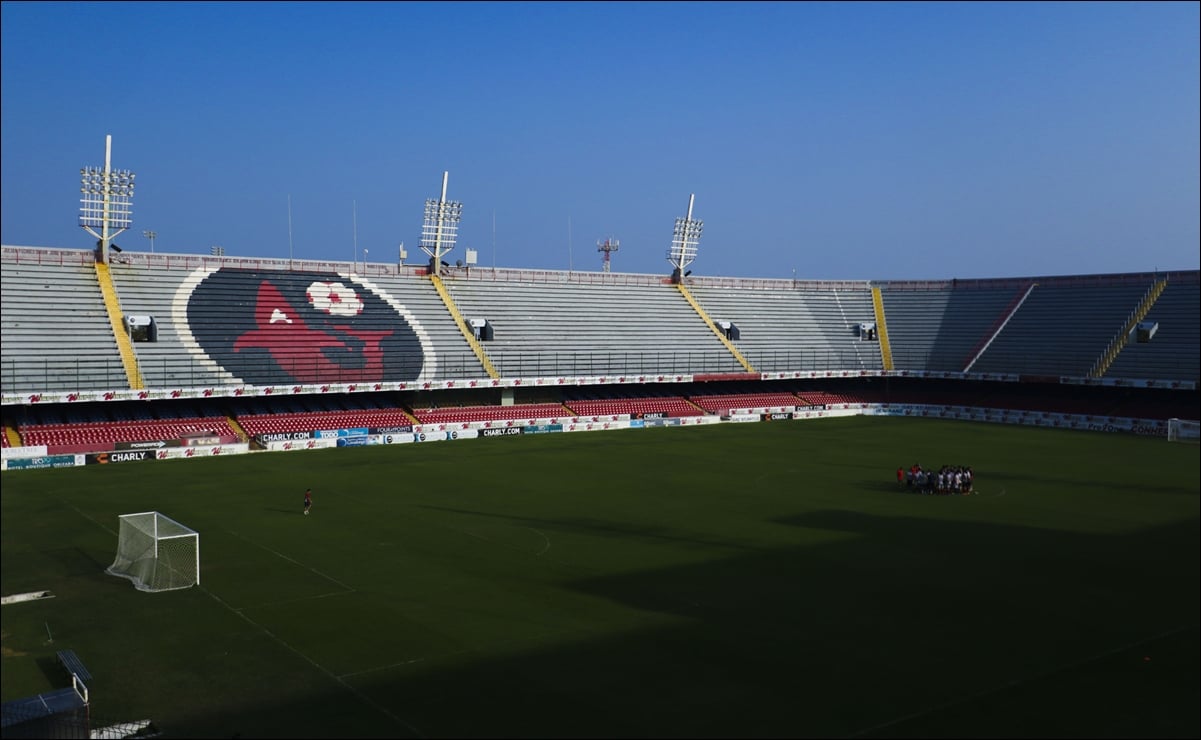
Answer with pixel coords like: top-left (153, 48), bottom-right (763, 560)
top-left (1167, 418), bottom-right (1200, 442)
top-left (106, 512), bottom-right (199, 592)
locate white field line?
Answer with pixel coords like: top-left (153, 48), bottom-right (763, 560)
top-left (523, 526), bottom-right (551, 556)
top-left (225, 528), bottom-right (356, 593)
top-left (199, 585), bottom-right (426, 738)
top-left (66, 500), bottom-right (423, 737)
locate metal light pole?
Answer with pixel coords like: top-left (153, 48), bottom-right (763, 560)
top-left (667, 193), bottom-right (702, 284)
top-left (142, 229), bottom-right (157, 253)
top-left (420, 171), bottom-right (463, 277)
top-left (80, 135), bottom-right (135, 264)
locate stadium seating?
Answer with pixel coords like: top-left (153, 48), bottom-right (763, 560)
top-left (1, 251), bottom-right (125, 392)
top-left (411, 403), bottom-right (572, 424)
top-left (20, 416), bottom-right (237, 452)
top-left (1104, 276), bottom-right (1201, 382)
top-left (687, 281), bottom-right (883, 373)
top-left (972, 277), bottom-right (1153, 377)
top-left (0, 246), bottom-right (1197, 403)
top-left (878, 281), bottom-right (1024, 371)
top-left (689, 392), bottom-right (804, 414)
top-left (234, 408), bottom-right (415, 436)
top-left (353, 272), bottom-right (492, 379)
top-left (442, 275), bottom-right (746, 377)
top-left (563, 396), bottom-right (704, 417)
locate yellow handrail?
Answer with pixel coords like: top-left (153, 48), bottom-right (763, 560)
top-left (871, 287), bottom-right (893, 371)
top-left (676, 283), bottom-right (755, 373)
top-left (1090, 278), bottom-right (1168, 378)
top-left (431, 275), bottom-right (500, 379)
top-left (95, 262), bottom-right (145, 390)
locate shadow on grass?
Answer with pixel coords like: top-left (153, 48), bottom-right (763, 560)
top-left (179, 512), bottom-right (1199, 739)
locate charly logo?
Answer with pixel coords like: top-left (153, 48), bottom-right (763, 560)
top-left (184, 269), bottom-right (430, 385)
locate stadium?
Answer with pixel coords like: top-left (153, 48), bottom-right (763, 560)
top-left (2, 161), bottom-right (1199, 736)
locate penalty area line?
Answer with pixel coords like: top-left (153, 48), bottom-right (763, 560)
top-left (225, 528), bottom-right (356, 593)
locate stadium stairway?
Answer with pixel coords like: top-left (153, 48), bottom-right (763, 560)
top-left (94, 261), bottom-right (145, 390)
top-left (675, 283), bottom-right (755, 372)
top-left (430, 274), bottom-right (499, 378)
top-left (870, 286), bottom-right (894, 371)
top-left (1090, 277), bottom-right (1168, 378)
top-left (226, 415), bottom-right (250, 444)
top-left (4, 424), bottom-right (21, 447)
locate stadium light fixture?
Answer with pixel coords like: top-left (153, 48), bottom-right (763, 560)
top-left (420, 171), bottom-right (463, 277)
top-left (79, 135), bottom-right (135, 264)
top-left (667, 193), bottom-right (702, 283)
top-left (142, 229), bottom-right (157, 253)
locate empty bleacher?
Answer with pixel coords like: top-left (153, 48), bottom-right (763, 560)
top-left (971, 277), bottom-right (1155, 377)
top-left (103, 254), bottom-right (488, 388)
top-left (2, 245), bottom-right (1198, 399)
top-left (235, 410), bottom-right (415, 436)
top-left (878, 281), bottom-right (1023, 371)
top-left (688, 391), bottom-right (803, 414)
top-left (1104, 276), bottom-right (1201, 383)
top-left (20, 416), bottom-right (237, 453)
top-left (687, 281), bottom-right (883, 373)
top-left (442, 274), bottom-right (745, 377)
top-left (410, 402), bottom-right (572, 425)
top-left (107, 258), bottom-right (235, 388)
top-left (1, 249), bottom-right (126, 392)
top-left (359, 272), bottom-right (490, 379)
top-left (563, 396), bottom-right (704, 418)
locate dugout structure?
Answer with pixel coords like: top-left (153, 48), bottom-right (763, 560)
top-left (105, 512), bottom-right (199, 592)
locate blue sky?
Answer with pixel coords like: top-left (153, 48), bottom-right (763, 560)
top-left (2, 1), bottom-right (1198, 280)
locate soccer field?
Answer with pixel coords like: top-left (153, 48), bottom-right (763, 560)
top-left (2, 417), bottom-right (1198, 738)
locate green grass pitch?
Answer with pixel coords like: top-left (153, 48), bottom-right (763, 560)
top-left (2, 416), bottom-right (1198, 738)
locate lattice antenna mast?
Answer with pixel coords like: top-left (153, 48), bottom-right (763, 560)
top-left (420, 171), bottom-right (463, 276)
top-left (667, 193), bottom-right (702, 284)
top-left (80, 135), bottom-right (135, 265)
top-left (597, 237), bottom-right (620, 272)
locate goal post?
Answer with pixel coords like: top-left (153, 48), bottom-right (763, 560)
top-left (106, 512), bottom-right (199, 592)
top-left (1166, 418), bottom-right (1200, 443)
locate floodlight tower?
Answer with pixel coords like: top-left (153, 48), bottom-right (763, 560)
top-left (667, 193), bottom-right (702, 284)
top-left (598, 238), bottom-right (620, 273)
top-left (80, 135), bottom-right (135, 264)
top-left (420, 171), bottom-right (463, 276)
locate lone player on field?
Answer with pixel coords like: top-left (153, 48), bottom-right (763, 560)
top-left (304, 488), bottom-right (313, 515)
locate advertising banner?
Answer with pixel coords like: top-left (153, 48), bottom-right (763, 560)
top-left (116, 439), bottom-right (182, 451)
top-left (3, 454), bottom-right (83, 470)
top-left (480, 427), bottom-right (524, 438)
top-left (257, 431), bottom-right (314, 443)
top-left (1, 445), bottom-right (48, 460)
top-left (87, 450), bottom-right (157, 465)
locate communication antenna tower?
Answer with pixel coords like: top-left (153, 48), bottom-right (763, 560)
top-left (597, 238), bottom-right (620, 272)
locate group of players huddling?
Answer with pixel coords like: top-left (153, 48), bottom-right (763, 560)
top-left (897, 463), bottom-right (974, 495)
